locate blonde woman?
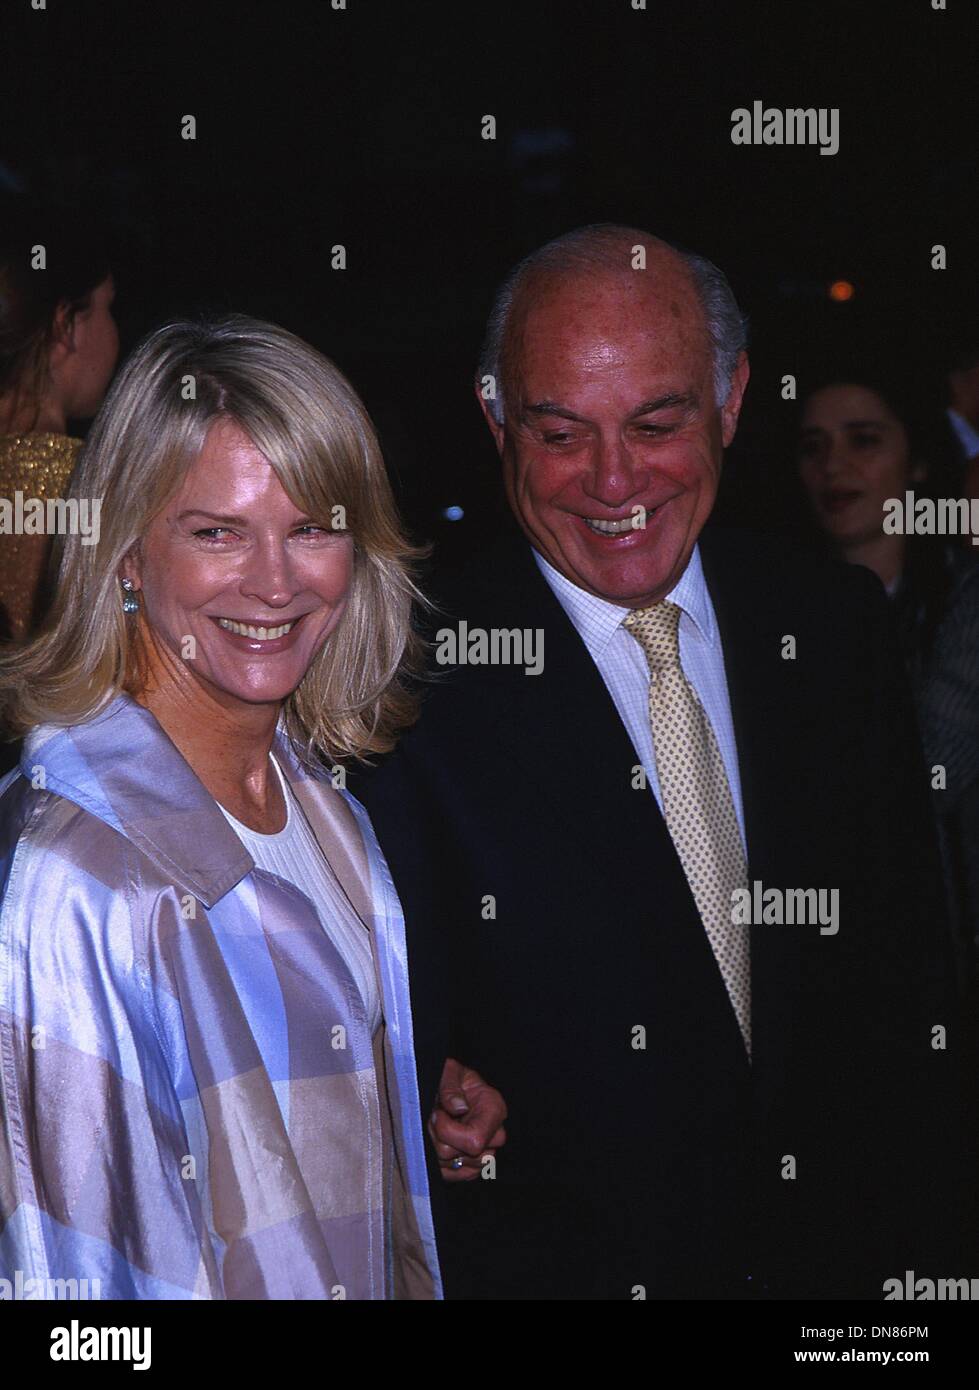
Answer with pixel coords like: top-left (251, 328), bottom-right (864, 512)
top-left (0, 316), bottom-right (505, 1299)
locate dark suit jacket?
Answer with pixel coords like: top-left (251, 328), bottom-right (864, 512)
top-left (896, 543), bottom-right (979, 988)
top-left (353, 521), bottom-right (964, 1300)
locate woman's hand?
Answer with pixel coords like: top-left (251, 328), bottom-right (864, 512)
top-left (428, 1057), bottom-right (507, 1182)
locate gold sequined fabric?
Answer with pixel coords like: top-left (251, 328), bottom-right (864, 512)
top-left (0, 434), bottom-right (82, 641)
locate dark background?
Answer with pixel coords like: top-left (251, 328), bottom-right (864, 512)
top-left (2, 0), bottom-right (975, 556)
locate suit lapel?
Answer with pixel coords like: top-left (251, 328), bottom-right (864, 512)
top-left (437, 529), bottom-right (751, 1071)
top-left (451, 529), bottom-right (675, 856)
top-left (699, 526), bottom-right (810, 1097)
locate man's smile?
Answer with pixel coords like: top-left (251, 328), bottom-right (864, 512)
top-left (573, 499), bottom-right (673, 543)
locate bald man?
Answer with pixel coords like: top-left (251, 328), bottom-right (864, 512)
top-left (354, 225), bottom-right (962, 1300)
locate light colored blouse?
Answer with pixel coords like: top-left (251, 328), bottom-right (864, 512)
top-left (0, 694), bottom-right (441, 1299)
top-left (216, 753), bottom-right (382, 1035)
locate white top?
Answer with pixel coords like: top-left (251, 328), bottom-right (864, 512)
top-left (217, 753), bottom-right (382, 1035)
top-left (534, 542), bottom-right (747, 855)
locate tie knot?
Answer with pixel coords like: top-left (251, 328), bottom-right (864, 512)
top-left (623, 601), bottom-right (681, 670)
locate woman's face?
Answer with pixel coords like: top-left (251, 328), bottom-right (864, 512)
top-left (127, 417), bottom-right (354, 712)
top-left (798, 384), bottom-right (916, 548)
top-left (64, 275), bottom-right (119, 419)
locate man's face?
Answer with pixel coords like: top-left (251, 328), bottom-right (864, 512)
top-left (481, 262), bottom-right (748, 608)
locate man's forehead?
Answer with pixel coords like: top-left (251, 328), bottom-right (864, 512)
top-left (512, 312), bottom-right (710, 395)
top-left (522, 252), bottom-right (698, 310)
top-left (508, 265), bottom-right (708, 365)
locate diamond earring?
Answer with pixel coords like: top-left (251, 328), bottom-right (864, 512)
top-left (121, 578), bottom-right (140, 614)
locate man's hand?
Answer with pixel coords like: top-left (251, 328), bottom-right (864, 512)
top-left (428, 1057), bottom-right (507, 1183)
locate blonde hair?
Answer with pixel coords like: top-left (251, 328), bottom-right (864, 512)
top-left (0, 314), bottom-right (428, 765)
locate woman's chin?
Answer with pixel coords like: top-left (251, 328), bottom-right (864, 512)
top-left (207, 678), bottom-right (300, 709)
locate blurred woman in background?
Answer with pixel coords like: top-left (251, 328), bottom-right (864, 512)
top-left (798, 373), bottom-right (979, 990)
top-left (0, 202), bottom-right (118, 641)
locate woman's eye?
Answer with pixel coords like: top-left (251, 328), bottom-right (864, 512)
top-left (851, 432), bottom-right (882, 449)
top-left (192, 524), bottom-right (336, 543)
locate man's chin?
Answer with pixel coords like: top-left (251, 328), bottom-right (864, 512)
top-left (569, 552), bottom-right (684, 609)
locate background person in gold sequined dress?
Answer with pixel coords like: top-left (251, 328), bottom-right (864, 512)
top-left (0, 204), bottom-right (118, 642)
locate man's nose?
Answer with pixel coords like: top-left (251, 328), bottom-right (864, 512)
top-left (582, 435), bottom-right (645, 506)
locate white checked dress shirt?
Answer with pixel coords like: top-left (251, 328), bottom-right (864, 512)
top-left (533, 543), bottom-right (747, 857)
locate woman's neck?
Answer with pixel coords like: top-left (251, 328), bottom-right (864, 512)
top-left (132, 624), bottom-right (286, 830)
top-left (0, 389), bottom-right (66, 436)
top-left (840, 533), bottom-right (906, 591)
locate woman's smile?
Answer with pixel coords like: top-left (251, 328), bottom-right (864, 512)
top-left (211, 611), bottom-right (309, 651)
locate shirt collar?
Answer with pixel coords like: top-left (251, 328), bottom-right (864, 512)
top-left (948, 408), bottom-right (979, 459)
top-left (20, 692), bottom-right (314, 909)
top-left (533, 541), bottom-right (715, 656)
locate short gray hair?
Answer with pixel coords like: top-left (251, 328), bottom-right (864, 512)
top-left (477, 223), bottom-right (749, 425)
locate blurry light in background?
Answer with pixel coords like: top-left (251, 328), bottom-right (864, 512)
top-left (828, 280), bottom-right (855, 302)
top-left (442, 505), bottom-right (464, 522)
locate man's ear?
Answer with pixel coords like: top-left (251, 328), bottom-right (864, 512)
top-left (474, 378), bottom-right (506, 457)
top-left (720, 352), bottom-right (750, 448)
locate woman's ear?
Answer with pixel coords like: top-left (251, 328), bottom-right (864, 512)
top-left (49, 301), bottom-right (77, 363)
top-left (118, 543), bottom-right (142, 590)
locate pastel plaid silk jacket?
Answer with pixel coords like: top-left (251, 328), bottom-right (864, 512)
top-left (0, 694), bottom-right (442, 1299)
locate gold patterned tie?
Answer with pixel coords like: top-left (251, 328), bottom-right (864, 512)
top-left (624, 601), bottom-right (751, 1057)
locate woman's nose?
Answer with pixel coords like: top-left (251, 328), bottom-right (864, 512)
top-left (239, 541), bottom-right (297, 607)
top-left (820, 438), bottom-right (851, 476)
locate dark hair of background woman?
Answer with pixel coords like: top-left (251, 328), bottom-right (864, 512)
top-left (0, 198), bottom-right (111, 432)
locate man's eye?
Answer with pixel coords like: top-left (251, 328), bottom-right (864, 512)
top-left (636, 424), bottom-right (671, 436)
top-left (851, 432), bottom-right (882, 449)
top-left (543, 432), bottom-right (576, 445)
